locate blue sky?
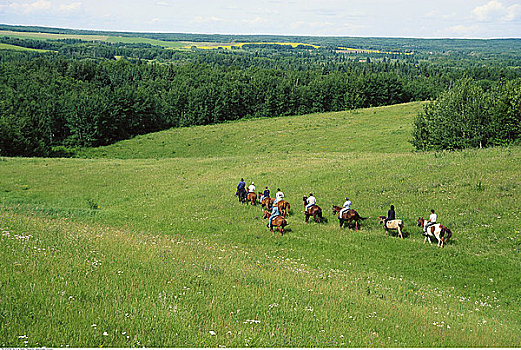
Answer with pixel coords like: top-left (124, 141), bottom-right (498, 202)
top-left (1, 0), bottom-right (520, 38)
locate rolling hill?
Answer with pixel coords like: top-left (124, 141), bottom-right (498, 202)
top-left (1, 102), bottom-right (520, 347)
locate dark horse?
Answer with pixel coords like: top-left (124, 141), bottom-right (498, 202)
top-left (332, 206), bottom-right (367, 229)
top-left (236, 188), bottom-right (247, 203)
top-left (263, 211), bottom-right (288, 235)
top-left (302, 196), bottom-right (323, 223)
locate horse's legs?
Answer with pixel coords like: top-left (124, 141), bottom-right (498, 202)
top-left (339, 219), bottom-right (343, 228)
top-left (305, 214), bottom-right (309, 223)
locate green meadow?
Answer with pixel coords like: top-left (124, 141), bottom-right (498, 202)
top-left (0, 42), bottom-right (51, 52)
top-left (1, 102), bottom-right (520, 347)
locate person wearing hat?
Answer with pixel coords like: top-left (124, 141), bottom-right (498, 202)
top-left (304, 192), bottom-right (317, 214)
top-left (339, 197), bottom-right (351, 219)
top-left (248, 182), bottom-right (256, 193)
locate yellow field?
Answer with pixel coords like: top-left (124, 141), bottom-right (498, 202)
top-left (183, 42), bottom-right (320, 50)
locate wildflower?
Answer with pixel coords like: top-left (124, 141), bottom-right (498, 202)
top-left (209, 331), bottom-right (216, 336)
top-left (91, 324), bottom-right (97, 327)
top-left (103, 332), bottom-right (108, 336)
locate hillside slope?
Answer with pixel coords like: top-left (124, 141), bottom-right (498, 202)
top-left (1, 103), bottom-right (521, 347)
top-left (78, 102), bottom-right (424, 159)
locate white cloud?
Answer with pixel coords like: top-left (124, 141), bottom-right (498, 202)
top-left (472, 0), bottom-right (504, 21)
top-left (7, 0), bottom-right (52, 13)
top-left (445, 24), bottom-right (480, 36)
top-left (504, 3), bottom-right (521, 21)
top-left (241, 16), bottom-right (268, 25)
top-left (471, 0), bottom-right (521, 22)
top-left (190, 16), bottom-right (223, 24)
top-left (59, 2), bottom-right (82, 12)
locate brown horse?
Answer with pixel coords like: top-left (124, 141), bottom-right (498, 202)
top-left (417, 217), bottom-right (452, 247)
top-left (247, 192), bottom-right (257, 206)
top-left (332, 206), bottom-right (367, 229)
top-left (302, 196), bottom-right (323, 223)
top-left (263, 211), bottom-right (288, 235)
top-left (259, 192), bottom-right (275, 210)
top-left (275, 200), bottom-right (290, 216)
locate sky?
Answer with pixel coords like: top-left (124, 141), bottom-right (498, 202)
top-left (0, 0), bottom-right (520, 38)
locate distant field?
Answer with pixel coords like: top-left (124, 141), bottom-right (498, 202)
top-left (0, 29), bottom-right (412, 53)
top-left (1, 102), bottom-right (520, 347)
top-left (0, 42), bottom-right (51, 52)
top-left (0, 29), bottom-right (108, 41)
top-left (183, 42), bottom-right (321, 50)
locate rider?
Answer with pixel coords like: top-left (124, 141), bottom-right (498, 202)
top-left (384, 205), bottom-right (395, 228)
top-left (304, 192), bottom-right (316, 213)
top-left (248, 182), bottom-right (256, 193)
top-left (267, 205), bottom-right (281, 228)
top-left (260, 186), bottom-right (270, 202)
top-left (424, 209), bottom-right (437, 233)
top-left (339, 197), bottom-right (351, 219)
top-left (236, 178), bottom-right (246, 200)
top-left (274, 188), bottom-right (284, 204)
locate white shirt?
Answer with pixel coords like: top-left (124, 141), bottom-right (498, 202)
top-left (429, 213), bottom-right (437, 223)
top-left (307, 196), bottom-right (316, 205)
top-left (276, 191), bottom-right (284, 200)
top-left (343, 200), bottom-right (351, 209)
top-left (248, 184), bottom-right (256, 192)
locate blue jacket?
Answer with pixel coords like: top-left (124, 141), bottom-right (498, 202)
top-left (237, 181), bottom-right (245, 190)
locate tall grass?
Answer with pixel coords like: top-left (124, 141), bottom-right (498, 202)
top-left (1, 102), bottom-right (520, 347)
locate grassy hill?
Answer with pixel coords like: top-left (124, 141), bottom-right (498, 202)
top-left (1, 102), bottom-right (520, 347)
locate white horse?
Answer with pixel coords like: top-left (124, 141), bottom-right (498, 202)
top-left (417, 217), bottom-right (452, 247)
top-left (378, 216), bottom-right (404, 239)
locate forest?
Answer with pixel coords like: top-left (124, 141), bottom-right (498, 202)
top-left (0, 25), bottom-right (521, 156)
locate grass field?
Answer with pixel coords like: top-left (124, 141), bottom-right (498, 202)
top-left (0, 42), bottom-right (52, 52)
top-left (1, 102), bottom-right (521, 347)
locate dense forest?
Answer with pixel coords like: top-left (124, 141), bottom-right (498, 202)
top-left (0, 25), bottom-right (520, 156)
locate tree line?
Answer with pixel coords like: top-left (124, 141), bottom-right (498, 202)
top-left (1, 35), bottom-right (520, 156)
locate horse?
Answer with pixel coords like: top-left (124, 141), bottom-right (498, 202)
top-left (417, 217), bottom-right (452, 247)
top-left (259, 192), bottom-right (275, 210)
top-left (302, 196), bottom-right (323, 223)
top-left (378, 216), bottom-right (404, 239)
top-left (332, 206), bottom-right (367, 229)
top-left (263, 211), bottom-right (288, 235)
top-left (275, 200), bottom-right (290, 216)
top-left (236, 188), bottom-right (247, 203)
top-left (246, 192), bottom-right (257, 206)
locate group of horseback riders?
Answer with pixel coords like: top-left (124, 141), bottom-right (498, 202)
top-left (236, 178), bottom-right (448, 243)
top-left (235, 178), bottom-right (286, 229)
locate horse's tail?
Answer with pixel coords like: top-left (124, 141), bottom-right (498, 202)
top-left (286, 202), bottom-right (291, 212)
top-left (443, 226), bottom-right (452, 242)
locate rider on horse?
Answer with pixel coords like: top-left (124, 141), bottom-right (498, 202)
top-left (274, 188), bottom-right (284, 205)
top-left (236, 178), bottom-right (246, 201)
top-left (339, 197), bottom-right (351, 218)
top-left (248, 182), bottom-right (256, 194)
top-left (260, 187), bottom-right (270, 202)
top-left (424, 209), bottom-right (437, 233)
top-left (267, 205), bottom-right (281, 228)
top-left (304, 193), bottom-right (316, 214)
top-left (384, 205), bottom-right (396, 228)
